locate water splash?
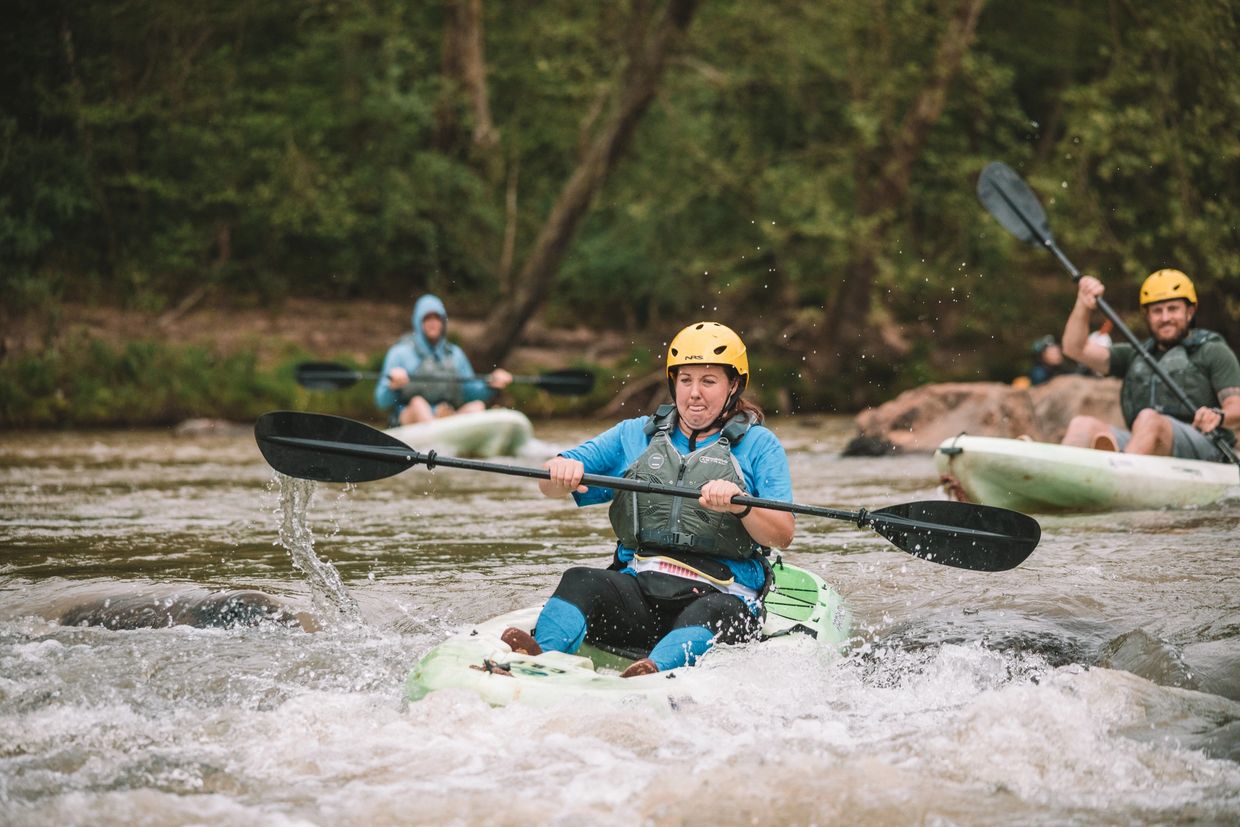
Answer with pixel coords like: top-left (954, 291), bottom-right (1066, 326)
top-left (274, 472), bottom-right (362, 626)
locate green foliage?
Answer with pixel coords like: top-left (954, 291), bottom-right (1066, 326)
top-left (3, 0), bottom-right (1238, 421)
top-left (0, 337), bottom-right (379, 428)
top-left (1049, 3), bottom-right (1240, 339)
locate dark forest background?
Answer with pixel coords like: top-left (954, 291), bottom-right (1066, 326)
top-left (3, 0), bottom-right (1238, 425)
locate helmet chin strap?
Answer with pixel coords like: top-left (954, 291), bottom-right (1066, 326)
top-left (686, 385), bottom-right (740, 452)
top-left (687, 427), bottom-right (705, 453)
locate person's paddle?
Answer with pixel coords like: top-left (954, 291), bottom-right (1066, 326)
top-left (255, 411), bottom-right (1041, 572)
top-left (295, 361), bottom-right (595, 396)
top-left (976, 161), bottom-right (1239, 466)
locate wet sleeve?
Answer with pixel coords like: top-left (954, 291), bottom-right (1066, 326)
top-left (454, 348), bottom-right (493, 404)
top-left (562, 419), bottom-right (645, 507)
top-left (374, 345), bottom-right (407, 411)
top-left (1108, 343), bottom-right (1135, 379)
top-left (741, 428), bottom-right (793, 503)
top-left (1204, 341), bottom-right (1240, 395)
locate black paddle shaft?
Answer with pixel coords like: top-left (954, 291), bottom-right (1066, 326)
top-left (255, 411), bottom-right (1040, 572)
top-left (294, 361), bottom-right (594, 395)
top-left (977, 161), bottom-right (1239, 465)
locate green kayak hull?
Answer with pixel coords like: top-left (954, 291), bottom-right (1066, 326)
top-left (405, 561), bottom-right (851, 708)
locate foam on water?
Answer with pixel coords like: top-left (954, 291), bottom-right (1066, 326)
top-left (3, 612), bottom-right (1240, 825)
top-left (3, 423), bottom-right (1240, 825)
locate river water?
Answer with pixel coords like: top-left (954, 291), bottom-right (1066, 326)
top-left (2, 417), bottom-right (1239, 826)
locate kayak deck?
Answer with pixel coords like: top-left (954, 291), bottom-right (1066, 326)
top-left (386, 408), bottom-right (533, 457)
top-left (404, 561), bottom-right (851, 707)
top-left (935, 434), bottom-right (1240, 513)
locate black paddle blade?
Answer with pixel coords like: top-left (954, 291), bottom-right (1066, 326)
top-left (868, 501), bottom-right (1040, 572)
top-left (255, 411), bottom-right (418, 483)
top-left (294, 362), bottom-right (366, 390)
top-left (976, 161), bottom-right (1051, 246)
top-left (536, 369), bottom-right (595, 395)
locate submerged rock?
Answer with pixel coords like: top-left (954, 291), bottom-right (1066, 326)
top-left (58, 589), bottom-right (314, 631)
top-left (1097, 628), bottom-right (1198, 691)
top-left (845, 374), bottom-right (1123, 454)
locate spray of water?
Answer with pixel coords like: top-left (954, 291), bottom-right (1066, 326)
top-left (274, 472), bottom-right (363, 625)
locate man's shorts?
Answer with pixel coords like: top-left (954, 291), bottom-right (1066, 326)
top-left (1111, 416), bottom-right (1228, 462)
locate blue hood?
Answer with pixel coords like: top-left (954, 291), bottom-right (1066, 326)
top-left (412, 294), bottom-right (449, 355)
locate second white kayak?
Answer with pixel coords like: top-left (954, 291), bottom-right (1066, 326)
top-left (386, 408), bottom-right (534, 457)
top-left (935, 433), bottom-right (1240, 512)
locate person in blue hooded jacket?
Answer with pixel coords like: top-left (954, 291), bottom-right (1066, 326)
top-left (375, 294), bottom-right (512, 426)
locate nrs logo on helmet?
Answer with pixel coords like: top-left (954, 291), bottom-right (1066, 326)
top-left (666, 322), bottom-right (750, 390)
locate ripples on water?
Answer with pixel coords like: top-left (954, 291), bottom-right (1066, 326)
top-left (1, 420), bottom-right (1239, 825)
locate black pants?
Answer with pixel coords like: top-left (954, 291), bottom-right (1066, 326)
top-left (549, 567), bottom-right (761, 658)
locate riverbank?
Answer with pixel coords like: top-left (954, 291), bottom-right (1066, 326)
top-left (1, 300), bottom-right (634, 428)
top-left (3, 299), bottom-right (633, 373)
top-left (2, 298), bottom-right (1017, 429)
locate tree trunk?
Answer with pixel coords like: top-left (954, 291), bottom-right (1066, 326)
top-left (474, 0), bottom-right (700, 369)
top-left (817, 0), bottom-right (986, 373)
top-left (437, 0), bottom-right (498, 152)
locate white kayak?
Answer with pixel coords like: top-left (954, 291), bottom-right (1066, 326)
top-left (935, 433), bottom-right (1240, 513)
top-left (404, 561), bottom-right (852, 708)
top-left (386, 408), bottom-right (534, 457)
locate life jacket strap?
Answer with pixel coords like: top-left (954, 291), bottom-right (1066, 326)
top-left (638, 528), bottom-right (718, 554)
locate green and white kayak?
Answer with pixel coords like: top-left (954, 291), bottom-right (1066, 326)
top-left (386, 408), bottom-right (533, 458)
top-left (935, 433), bottom-right (1240, 513)
top-left (404, 561), bottom-right (851, 707)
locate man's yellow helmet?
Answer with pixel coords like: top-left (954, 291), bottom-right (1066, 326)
top-left (666, 321), bottom-right (749, 393)
top-left (1139, 269), bottom-right (1197, 306)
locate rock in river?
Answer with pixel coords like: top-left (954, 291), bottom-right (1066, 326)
top-left (843, 374), bottom-right (1123, 455)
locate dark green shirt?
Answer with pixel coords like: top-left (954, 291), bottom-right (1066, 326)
top-left (1110, 337), bottom-right (1240, 398)
top-left (1111, 331), bottom-right (1240, 449)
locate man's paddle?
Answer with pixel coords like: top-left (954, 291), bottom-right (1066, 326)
top-left (255, 411), bottom-right (1041, 572)
top-left (295, 361), bottom-right (595, 396)
top-left (976, 161), bottom-right (1239, 466)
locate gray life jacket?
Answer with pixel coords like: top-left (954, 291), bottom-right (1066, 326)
top-left (608, 404), bottom-right (761, 561)
top-left (1119, 329), bottom-right (1235, 445)
top-left (400, 335), bottom-right (464, 407)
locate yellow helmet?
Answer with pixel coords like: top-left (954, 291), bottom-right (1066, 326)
top-left (1139, 269), bottom-right (1196, 306)
top-left (667, 321), bottom-right (749, 393)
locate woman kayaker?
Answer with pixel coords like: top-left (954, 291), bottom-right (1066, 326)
top-left (500, 322), bottom-right (795, 678)
top-left (374, 294), bottom-right (512, 426)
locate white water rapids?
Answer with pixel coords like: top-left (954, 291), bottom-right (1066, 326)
top-left (1, 419), bottom-right (1238, 825)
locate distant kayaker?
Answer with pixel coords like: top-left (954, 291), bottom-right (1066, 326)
top-left (500, 322), bottom-right (795, 678)
top-left (1060, 269), bottom-right (1240, 459)
top-left (374, 294), bottom-right (512, 426)
top-left (1027, 335), bottom-right (1071, 386)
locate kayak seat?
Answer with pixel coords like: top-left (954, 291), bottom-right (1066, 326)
top-left (583, 639), bottom-right (650, 663)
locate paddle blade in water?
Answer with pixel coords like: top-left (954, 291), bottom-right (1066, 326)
top-left (868, 500), bottom-right (1040, 572)
top-left (255, 411), bottom-right (418, 483)
top-left (976, 161), bottom-right (1051, 246)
